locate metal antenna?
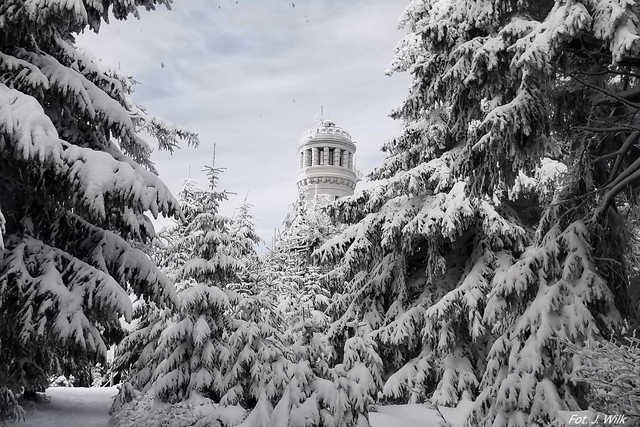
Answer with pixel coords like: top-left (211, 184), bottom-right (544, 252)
top-left (212, 142), bottom-right (216, 168)
top-left (320, 105), bottom-right (324, 120)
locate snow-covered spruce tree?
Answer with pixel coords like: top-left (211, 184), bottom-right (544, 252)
top-left (267, 197), bottom-right (335, 326)
top-left (0, 0), bottom-right (196, 405)
top-left (230, 199), bottom-right (261, 262)
top-left (212, 198), bottom-right (337, 425)
top-left (227, 199), bottom-right (262, 296)
top-left (315, 1), bottom-right (640, 425)
top-left (115, 176), bottom-right (341, 425)
top-left (222, 196), bottom-right (384, 427)
top-left (115, 168), bottom-right (242, 403)
top-left (220, 281), bottom-right (291, 409)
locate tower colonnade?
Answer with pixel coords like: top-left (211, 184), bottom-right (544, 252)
top-left (296, 120), bottom-right (357, 200)
top-left (299, 146), bottom-right (354, 169)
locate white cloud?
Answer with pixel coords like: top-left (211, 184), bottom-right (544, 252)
top-left (77, 0), bottom-right (409, 241)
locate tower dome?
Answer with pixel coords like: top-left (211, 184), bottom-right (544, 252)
top-left (296, 119), bottom-right (357, 200)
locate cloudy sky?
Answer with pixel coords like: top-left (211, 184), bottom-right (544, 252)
top-left (78, 0), bottom-right (409, 245)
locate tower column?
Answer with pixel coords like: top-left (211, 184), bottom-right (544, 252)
top-left (312, 147), bottom-right (318, 165)
top-left (348, 152), bottom-right (353, 169)
top-left (305, 149), bottom-right (312, 167)
top-left (324, 146), bottom-right (330, 165)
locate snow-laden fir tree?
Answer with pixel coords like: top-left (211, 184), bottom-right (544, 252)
top-left (210, 197), bottom-right (337, 426)
top-left (227, 199), bottom-right (263, 296)
top-left (265, 197), bottom-right (336, 387)
top-left (315, 1), bottom-right (640, 425)
top-left (267, 197), bottom-right (335, 326)
top-left (116, 176), bottom-right (354, 426)
top-left (230, 199), bottom-right (261, 262)
top-left (0, 0), bottom-right (196, 408)
top-left (115, 168), bottom-right (243, 403)
top-left (210, 195), bottom-right (380, 427)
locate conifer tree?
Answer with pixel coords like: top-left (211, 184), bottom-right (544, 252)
top-left (315, 1), bottom-right (640, 425)
top-left (0, 0), bottom-right (196, 407)
top-left (227, 199), bottom-right (262, 296)
top-left (231, 199), bottom-right (261, 261)
top-left (226, 197), bottom-right (378, 427)
top-left (116, 168), bottom-right (240, 402)
top-left (267, 198), bottom-right (335, 326)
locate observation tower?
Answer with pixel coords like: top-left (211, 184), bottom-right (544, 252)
top-left (296, 120), bottom-right (357, 200)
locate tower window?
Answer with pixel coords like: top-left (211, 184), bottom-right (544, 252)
top-left (328, 148), bottom-right (335, 165)
top-left (318, 148), bottom-right (324, 165)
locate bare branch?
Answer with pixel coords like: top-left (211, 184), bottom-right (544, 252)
top-left (595, 164), bottom-right (640, 219)
top-left (576, 126), bottom-right (640, 133)
top-left (610, 132), bottom-right (640, 181)
top-left (570, 74), bottom-right (640, 110)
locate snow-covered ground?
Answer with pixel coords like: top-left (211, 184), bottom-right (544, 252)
top-left (6, 387), bottom-right (117, 427)
top-left (370, 402), bottom-right (472, 427)
top-left (9, 387), bottom-right (472, 427)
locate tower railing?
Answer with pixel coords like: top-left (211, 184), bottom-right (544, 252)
top-left (303, 124), bottom-right (352, 142)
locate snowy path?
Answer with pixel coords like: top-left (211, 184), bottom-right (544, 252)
top-left (8, 387), bottom-right (470, 427)
top-left (7, 387), bottom-right (117, 427)
top-left (370, 402), bottom-right (472, 427)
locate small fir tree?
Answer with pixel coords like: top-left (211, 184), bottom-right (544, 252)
top-left (116, 168), bottom-right (239, 403)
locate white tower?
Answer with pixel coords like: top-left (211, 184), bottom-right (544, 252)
top-left (296, 120), bottom-right (357, 200)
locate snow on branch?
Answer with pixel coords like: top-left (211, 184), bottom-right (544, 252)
top-left (53, 35), bottom-right (128, 103)
top-left (17, 49), bottom-right (133, 135)
top-left (0, 51), bottom-right (49, 91)
top-left (0, 84), bottom-right (180, 220)
top-left (0, 235), bottom-right (132, 356)
top-left (566, 336), bottom-right (640, 417)
top-left (512, 3), bottom-right (592, 74)
top-left (404, 181), bottom-right (474, 242)
top-left (584, 0), bottom-right (640, 62)
top-left (55, 212), bottom-right (176, 306)
top-left (179, 285), bottom-right (230, 313)
top-left (382, 353), bottom-right (432, 403)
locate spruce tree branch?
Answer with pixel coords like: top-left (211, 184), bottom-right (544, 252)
top-left (577, 125), bottom-right (640, 133)
top-left (542, 190), bottom-right (599, 208)
top-left (595, 167), bottom-right (640, 219)
top-left (570, 74), bottom-right (640, 110)
top-left (572, 69), bottom-right (640, 79)
top-left (610, 132), bottom-right (640, 181)
top-left (606, 154), bottom-right (640, 190)
top-left (556, 197), bottom-right (591, 229)
top-left (593, 150), bottom-right (623, 163)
